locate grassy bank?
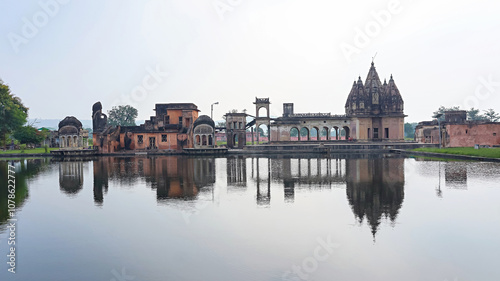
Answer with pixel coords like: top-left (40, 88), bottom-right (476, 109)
top-left (0, 147), bottom-right (58, 155)
top-left (412, 147), bottom-right (500, 159)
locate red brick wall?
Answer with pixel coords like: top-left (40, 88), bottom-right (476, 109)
top-left (446, 123), bottom-right (500, 147)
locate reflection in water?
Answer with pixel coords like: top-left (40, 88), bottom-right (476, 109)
top-left (249, 156), bottom-right (405, 238)
top-left (59, 162), bottom-right (84, 195)
top-left (0, 159), bottom-right (50, 229)
top-left (346, 158), bottom-right (405, 238)
top-left (92, 157), bottom-right (216, 204)
top-left (227, 156), bottom-right (246, 187)
top-left (445, 162), bottom-right (467, 189)
top-left (89, 155), bottom-right (405, 238)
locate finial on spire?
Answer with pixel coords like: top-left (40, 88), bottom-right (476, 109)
top-left (390, 74), bottom-right (393, 80)
top-left (371, 52), bottom-right (377, 65)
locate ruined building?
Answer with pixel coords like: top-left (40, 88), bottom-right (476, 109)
top-left (58, 116), bottom-right (89, 149)
top-left (92, 101), bottom-right (216, 153)
top-left (415, 110), bottom-right (500, 147)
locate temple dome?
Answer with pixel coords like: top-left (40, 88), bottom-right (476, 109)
top-left (193, 115), bottom-right (215, 128)
top-left (58, 116), bottom-right (82, 130)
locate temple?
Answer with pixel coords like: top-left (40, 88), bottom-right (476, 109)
top-left (267, 62), bottom-right (406, 143)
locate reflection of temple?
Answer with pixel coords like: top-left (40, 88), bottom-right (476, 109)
top-left (92, 156), bottom-right (215, 204)
top-left (345, 158), bottom-right (405, 238)
top-left (59, 162), bottom-right (84, 195)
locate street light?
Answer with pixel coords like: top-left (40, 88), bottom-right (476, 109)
top-left (211, 102), bottom-right (219, 120)
top-left (435, 113), bottom-right (443, 149)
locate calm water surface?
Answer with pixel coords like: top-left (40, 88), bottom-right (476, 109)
top-left (0, 154), bottom-right (499, 281)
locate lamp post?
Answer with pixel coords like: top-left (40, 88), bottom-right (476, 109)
top-left (211, 102), bottom-right (219, 120)
top-left (435, 113), bottom-right (443, 149)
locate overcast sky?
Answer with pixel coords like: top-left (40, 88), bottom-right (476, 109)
top-left (1, 0), bottom-right (499, 123)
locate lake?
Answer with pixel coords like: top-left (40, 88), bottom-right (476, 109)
top-left (1, 154), bottom-right (499, 281)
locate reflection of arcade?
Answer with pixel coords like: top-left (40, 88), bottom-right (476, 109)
top-left (345, 158), bottom-right (405, 238)
top-left (280, 158), bottom-right (346, 203)
top-left (59, 162), bottom-right (84, 195)
top-left (92, 157), bottom-right (215, 204)
top-left (251, 157), bottom-right (347, 203)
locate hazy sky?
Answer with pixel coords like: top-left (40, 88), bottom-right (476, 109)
top-left (1, 0), bottom-right (499, 123)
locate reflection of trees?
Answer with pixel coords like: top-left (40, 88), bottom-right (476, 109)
top-left (0, 158), bottom-right (50, 229)
top-left (345, 158), bottom-right (405, 238)
top-left (92, 156), bottom-right (215, 204)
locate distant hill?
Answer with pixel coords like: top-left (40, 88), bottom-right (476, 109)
top-left (29, 119), bottom-right (92, 130)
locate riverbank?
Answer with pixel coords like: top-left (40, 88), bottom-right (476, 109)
top-left (412, 147), bottom-right (500, 159)
top-left (0, 147), bottom-right (57, 158)
top-left (391, 147), bottom-right (500, 162)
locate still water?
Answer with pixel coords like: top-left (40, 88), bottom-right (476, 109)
top-left (0, 154), bottom-right (499, 281)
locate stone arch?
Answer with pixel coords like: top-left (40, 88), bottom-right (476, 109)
top-left (321, 127), bottom-right (329, 141)
top-left (300, 127), bottom-right (309, 141)
top-left (194, 122), bottom-right (215, 148)
top-left (342, 126), bottom-right (351, 140)
top-left (257, 106), bottom-right (268, 118)
top-left (254, 98), bottom-right (270, 118)
top-left (73, 136), bottom-right (78, 147)
top-left (310, 127), bottom-right (319, 141)
top-left (60, 136), bottom-right (65, 148)
top-left (257, 123), bottom-right (268, 144)
top-left (233, 134), bottom-right (239, 147)
top-left (290, 127), bottom-right (299, 141)
top-left (331, 126), bottom-right (339, 140)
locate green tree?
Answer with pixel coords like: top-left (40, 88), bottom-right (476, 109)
top-left (404, 122), bottom-right (417, 139)
top-left (467, 107), bottom-right (486, 121)
top-left (432, 105), bottom-right (461, 120)
top-left (257, 127), bottom-right (265, 136)
top-left (0, 80), bottom-right (28, 149)
top-left (483, 108), bottom-right (499, 122)
top-left (107, 105), bottom-right (138, 126)
top-left (13, 125), bottom-right (46, 145)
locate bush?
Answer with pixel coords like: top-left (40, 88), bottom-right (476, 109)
top-left (44, 144), bottom-right (49, 153)
top-left (20, 144), bottom-right (26, 153)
